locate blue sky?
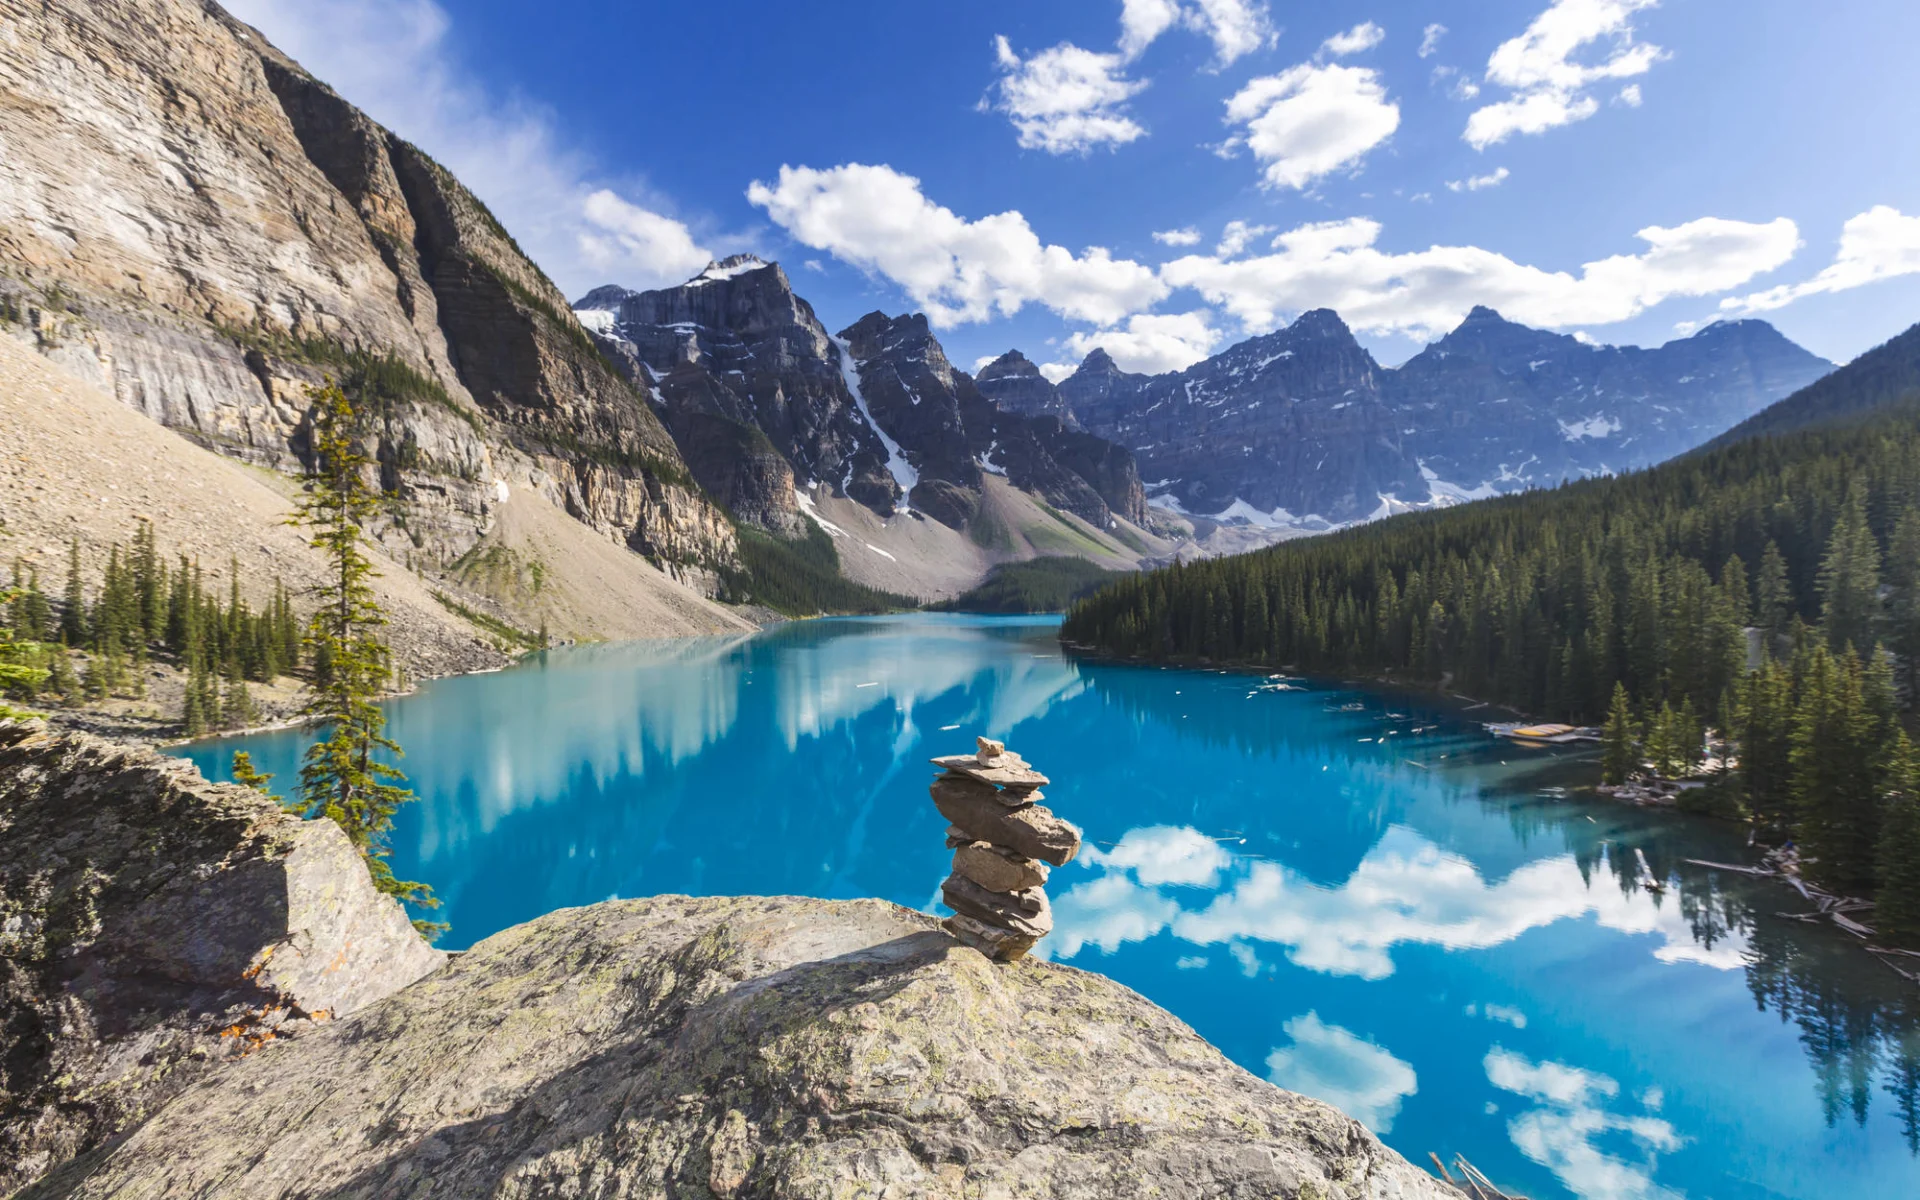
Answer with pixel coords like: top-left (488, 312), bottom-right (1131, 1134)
top-left (228, 0), bottom-right (1920, 375)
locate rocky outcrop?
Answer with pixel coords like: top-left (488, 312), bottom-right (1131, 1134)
top-left (975, 350), bottom-right (1079, 428)
top-left (1048, 307), bottom-right (1833, 525)
top-left (24, 893), bottom-right (1452, 1200)
top-left (0, 720), bottom-right (442, 1195)
top-left (0, 0), bottom-right (736, 590)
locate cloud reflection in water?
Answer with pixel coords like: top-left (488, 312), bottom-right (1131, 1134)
top-left (1048, 824), bottom-right (1750, 977)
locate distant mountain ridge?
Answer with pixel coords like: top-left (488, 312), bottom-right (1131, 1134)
top-left (1702, 321), bottom-right (1920, 450)
top-left (575, 259), bottom-right (1153, 544)
top-left (986, 307), bottom-right (1834, 528)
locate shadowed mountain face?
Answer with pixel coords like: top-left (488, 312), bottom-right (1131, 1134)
top-left (576, 265), bottom-right (1148, 536)
top-left (1005, 307), bottom-right (1834, 526)
top-left (1703, 319), bottom-right (1920, 450)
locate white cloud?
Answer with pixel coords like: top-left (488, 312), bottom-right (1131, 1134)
top-left (1616, 83), bottom-right (1644, 106)
top-left (1487, 1049), bottom-right (1685, 1200)
top-left (1722, 205), bottom-right (1920, 315)
top-left (1466, 0), bottom-right (1666, 149)
top-left (1225, 63), bottom-right (1401, 190)
top-left (1038, 361), bottom-right (1078, 384)
top-left (747, 162), bottom-right (1167, 327)
top-left (991, 1), bottom-right (1272, 154)
top-left (1321, 21), bottom-right (1386, 58)
top-left (1267, 1013), bottom-right (1418, 1133)
top-left (1054, 311), bottom-right (1223, 375)
top-left (222, 0), bottom-right (715, 296)
top-left (1153, 226), bottom-right (1205, 247)
top-left (987, 36), bottom-right (1148, 154)
top-left (1120, 0), bottom-right (1186, 58)
top-left (577, 190), bottom-right (711, 284)
top-left (1161, 213), bottom-right (1799, 338)
top-left (1186, 0), bottom-right (1278, 65)
top-left (1215, 219), bottom-right (1276, 257)
top-left (1446, 167), bottom-right (1511, 193)
top-left (1419, 23), bottom-right (1448, 58)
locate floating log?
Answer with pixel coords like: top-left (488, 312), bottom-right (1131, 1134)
top-left (1633, 848), bottom-right (1665, 894)
top-left (1683, 858), bottom-right (1775, 877)
top-left (1831, 912), bottom-right (1875, 938)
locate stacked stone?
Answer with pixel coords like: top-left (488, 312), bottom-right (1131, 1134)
top-left (930, 736), bottom-right (1081, 962)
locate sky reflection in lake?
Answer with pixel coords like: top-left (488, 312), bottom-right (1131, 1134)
top-left (188, 614), bottom-right (1920, 1200)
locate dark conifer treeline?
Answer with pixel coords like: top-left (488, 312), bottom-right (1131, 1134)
top-left (2, 521), bottom-right (301, 733)
top-left (1063, 397), bottom-right (1920, 922)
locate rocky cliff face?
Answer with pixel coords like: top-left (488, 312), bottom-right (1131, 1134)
top-left (577, 256), bottom-right (902, 532)
top-left (974, 349), bottom-right (1079, 428)
top-left (24, 893), bottom-right (1452, 1200)
top-left (0, 720), bottom-right (442, 1195)
top-left (0, 0), bottom-right (735, 587)
top-left (1048, 307), bottom-right (1833, 525)
top-left (839, 311), bottom-right (1148, 530)
top-left (577, 264), bottom-right (1150, 537)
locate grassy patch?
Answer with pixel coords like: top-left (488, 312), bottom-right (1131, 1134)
top-left (932, 557), bottom-right (1121, 614)
top-left (718, 522), bottom-right (917, 616)
top-left (431, 591), bottom-right (541, 650)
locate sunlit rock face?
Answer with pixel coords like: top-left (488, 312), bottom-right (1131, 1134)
top-left (30, 896), bottom-right (1454, 1199)
top-left (0, 0), bottom-right (737, 583)
top-left (1047, 307), bottom-right (1832, 526)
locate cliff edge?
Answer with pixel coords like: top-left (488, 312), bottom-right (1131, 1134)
top-left (0, 720), bottom-right (442, 1194)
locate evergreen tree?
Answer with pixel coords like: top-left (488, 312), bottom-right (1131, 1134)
top-left (222, 674), bottom-right (257, 729)
top-left (1601, 682), bottom-right (1639, 784)
top-left (0, 585), bottom-right (51, 710)
top-left (1888, 509), bottom-right (1920, 696)
top-left (1737, 661), bottom-right (1796, 830)
top-left (1819, 490), bottom-right (1883, 656)
top-left (1755, 539), bottom-right (1794, 640)
top-left (181, 651), bottom-right (210, 737)
top-left (230, 750), bottom-right (280, 804)
top-left (59, 535), bottom-right (86, 645)
top-left (44, 647), bottom-right (80, 706)
top-left (1876, 732), bottom-right (1920, 946)
top-left (9, 563), bottom-right (52, 641)
top-left (290, 381), bottom-right (440, 933)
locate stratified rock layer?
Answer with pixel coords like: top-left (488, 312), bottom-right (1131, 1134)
top-left (24, 896), bottom-right (1452, 1200)
top-left (0, 721), bottom-right (442, 1195)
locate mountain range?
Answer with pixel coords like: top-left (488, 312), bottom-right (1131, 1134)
top-left (982, 307), bottom-right (1834, 529)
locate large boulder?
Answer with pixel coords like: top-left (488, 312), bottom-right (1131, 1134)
top-left (25, 893), bottom-right (1450, 1199)
top-left (0, 720), bottom-right (443, 1193)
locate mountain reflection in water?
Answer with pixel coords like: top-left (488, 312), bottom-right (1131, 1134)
top-left (188, 614), bottom-right (1920, 1200)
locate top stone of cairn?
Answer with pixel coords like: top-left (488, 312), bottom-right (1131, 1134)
top-left (930, 736), bottom-right (1050, 791)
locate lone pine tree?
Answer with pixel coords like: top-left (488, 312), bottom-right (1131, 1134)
top-left (288, 380), bottom-right (441, 936)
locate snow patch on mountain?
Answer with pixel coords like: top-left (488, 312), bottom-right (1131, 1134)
top-left (1558, 415), bottom-right (1622, 441)
top-left (832, 336), bottom-right (919, 503)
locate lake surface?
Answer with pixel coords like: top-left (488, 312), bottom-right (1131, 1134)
top-left (188, 614), bottom-right (1920, 1200)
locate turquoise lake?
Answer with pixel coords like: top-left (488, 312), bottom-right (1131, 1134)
top-left (187, 613), bottom-right (1920, 1200)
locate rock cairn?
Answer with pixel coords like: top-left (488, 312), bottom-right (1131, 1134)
top-left (931, 736), bottom-right (1081, 962)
